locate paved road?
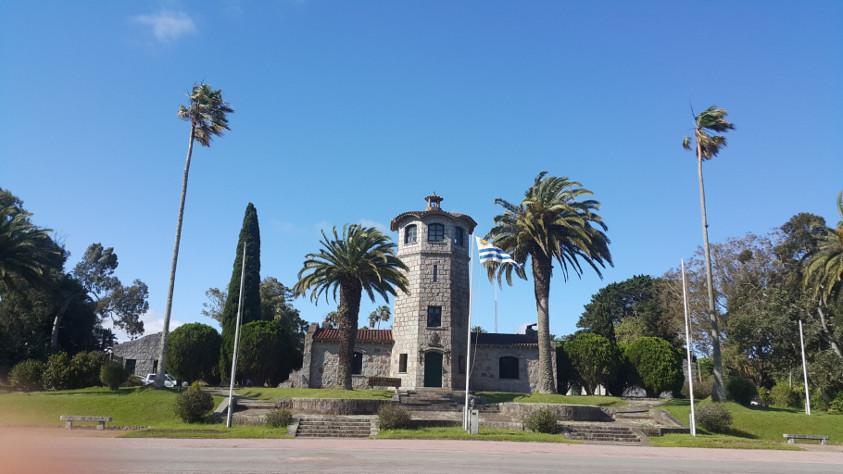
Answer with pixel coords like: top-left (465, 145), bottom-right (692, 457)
top-left (3, 433), bottom-right (843, 473)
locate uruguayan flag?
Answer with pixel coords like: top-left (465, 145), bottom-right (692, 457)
top-left (476, 237), bottom-right (521, 266)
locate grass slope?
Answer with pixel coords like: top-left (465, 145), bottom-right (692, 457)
top-left (379, 426), bottom-right (577, 443)
top-left (478, 392), bottom-right (625, 407)
top-left (659, 399), bottom-right (843, 446)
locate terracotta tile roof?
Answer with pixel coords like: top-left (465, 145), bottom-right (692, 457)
top-left (471, 332), bottom-right (538, 347)
top-left (313, 328), bottom-right (394, 344)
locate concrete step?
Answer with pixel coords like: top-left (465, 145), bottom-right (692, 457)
top-left (295, 416), bottom-right (373, 439)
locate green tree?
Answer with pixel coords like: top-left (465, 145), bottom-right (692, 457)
top-left (804, 194), bottom-right (843, 343)
top-left (51, 243), bottom-right (149, 349)
top-left (577, 275), bottom-right (676, 344)
top-left (0, 202), bottom-right (62, 291)
top-left (236, 320), bottom-right (289, 386)
top-left (368, 305), bottom-right (391, 329)
top-left (624, 336), bottom-right (683, 397)
top-left (322, 311), bottom-right (338, 329)
top-left (165, 323), bottom-right (221, 384)
top-left (260, 277), bottom-right (307, 362)
top-left (486, 172), bottom-right (612, 393)
top-left (294, 225), bottom-right (408, 389)
top-left (564, 332), bottom-right (620, 395)
top-left (219, 203), bottom-right (263, 381)
top-left (200, 287), bottom-right (226, 323)
top-left (682, 105), bottom-right (735, 401)
top-left (157, 83), bottom-right (233, 388)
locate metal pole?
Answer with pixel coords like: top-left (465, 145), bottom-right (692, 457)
top-left (226, 242), bottom-right (247, 428)
top-left (493, 280), bottom-right (498, 333)
top-left (681, 260), bottom-right (696, 436)
top-left (798, 319), bottom-right (811, 416)
top-left (463, 235), bottom-right (475, 431)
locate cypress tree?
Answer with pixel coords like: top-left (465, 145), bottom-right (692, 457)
top-left (219, 203), bottom-right (263, 381)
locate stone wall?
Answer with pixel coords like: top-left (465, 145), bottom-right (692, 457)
top-left (307, 341), bottom-right (392, 389)
top-left (498, 403), bottom-right (612, 422)
top-left (275, 398), bottom-right (392, 415)
top-left (469, 345), bottom-right (544, 393)
top-left (112, 332), bottom-right (161, 377)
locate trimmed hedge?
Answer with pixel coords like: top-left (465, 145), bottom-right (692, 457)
top-left (696, 403), bottom-right (732, 433)
top-left (266, 409), bottom-right (293, 428)
top-left (9, 359), bottom-right (45, 391)
top-left (100, 362), bottom-right (128, 390)
top-left (523, 408), bottom-right (558, 434)
top-left (378, 405), bottom-right (411, 429)
top-left (726, 377), bottom-right (758, 406)
top-left (624, 336), bottom-right (683, 397)
top-left (175, 382), bottom-right (214, 423)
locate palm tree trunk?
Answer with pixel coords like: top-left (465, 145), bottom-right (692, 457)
top-left (531, 253), bottom-right (557, 393)
top-left (156, 125), bottom-right (195, 387)
top-left (337, 280), bottom-right (362, 390)
top-left (817, 305), bottom-right (843, 360)
top-left (696, 142), bottom-right (726, 401)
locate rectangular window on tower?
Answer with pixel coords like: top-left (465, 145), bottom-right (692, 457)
top-left (427, 306), bottom-right (442, 327)
top-left (398, 354), bottom-right (408, 373)
top-left (433, 265), bottom-right (438, 282)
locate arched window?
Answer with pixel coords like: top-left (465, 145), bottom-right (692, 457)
top-left (404, 224), bottom-right (418, 244)
top-left (454, 227), bottom-right (465, 246)
top-left (428, 223), bottom-right (445, 242)
top-left (352, 352), bottom-right (363, 375)
top-left (499, 356), bottom-right (519, 379)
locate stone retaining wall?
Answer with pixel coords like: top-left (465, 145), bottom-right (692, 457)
top-left (275, 398), bottom-right (393, 415)
top-left (498, 403), bottom-right (612, 422)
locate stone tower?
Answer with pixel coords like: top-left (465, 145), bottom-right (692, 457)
top-left (389, 195), bottom-right (477, 389)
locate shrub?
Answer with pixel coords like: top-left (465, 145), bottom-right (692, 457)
top-left (523, 408), bottom-right (558, 434)
top-left (70, 351), bottom-right (108, 388)
top-left (769, 383), bottom-right (801, 408)
top-left (696, 403), bottom-right (732, 433)
top-left (100, 362), bottom-right (128, 390)
top-left (165, 323), bottom-right (221, 384)
top-left (42, 352), bottom-right (73, 390)
top-left (236, 320), bottom-right (292, 386)
top-left (829, 393), bottom-right (843, 414)
top-left (9, 359), bottom-right (45, 391)
top-left (726, 377), bottom-right (758, 406)
top-left (265, 408), bottom-right (293, 428)
top-left (564, 332), bottom-right (621, 395)
top-left (555, 341), bottom-right (578, 395)
top-left (175, 382), bottom-right (214, 423)
top-left (378, 405), bottom-right (412, 430)
top-left (624, 337), bottom-right (683, 397)
top-left (681, 376), bottom-right (713, 400)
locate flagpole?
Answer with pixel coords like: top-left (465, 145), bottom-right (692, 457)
top-left (226, 242), bottom-right (247, 429)
top-left (799, 319), bottom-right (811, 416)
top-left (493, 280), bottom-right (499, 333)
top-left (463, 234), bottom-right (475, 431)
top-left (680, 259), bottom-right (696, 436)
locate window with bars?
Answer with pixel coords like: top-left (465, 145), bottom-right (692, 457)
top-left (427, 223), bottom-right (445, 242)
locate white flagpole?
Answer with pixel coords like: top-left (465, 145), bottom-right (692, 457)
top-left (680, 260), bottom-right (696, 436)
top-left (226, 242), bottom-right (247, 428)
top-left (493, 280), bottom-right (499, 333)
top-left (799, 319), bottom-right (811, 416)
top-left (463, 235), bottom-right (475, 431)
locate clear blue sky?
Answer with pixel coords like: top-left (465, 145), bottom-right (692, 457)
top-left (2, 1), bottom-right (841, 341)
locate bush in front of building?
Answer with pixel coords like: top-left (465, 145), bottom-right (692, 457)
top-left (236, 320), bottom-right (288, 386)
top-left (265, 408), bottom-right (293, 428)
top-left (726, 377), bottom-right (758, 406)
top-left (696, 403), bottom-right (733, 433)
top-left (175, 382), bottom-right (215, 423)
top-left (70, 351), bottom-right (109, 388)
top-left (99, 361), bottom-right (128, 390)
top-left (523, 408), bottom-right (558, 434)
top-left (624, 336), bottom-right (684, 397)
top-left (378, 405), bottom-right (412, 430)
top-left (42, 352), bottom-right (73, 390)
top-left (165, 323), bottom-right (221, 384)
top-left (9, 359), bottom-right (46, 391)
top-left (564, 332), bottom-right (621, 395)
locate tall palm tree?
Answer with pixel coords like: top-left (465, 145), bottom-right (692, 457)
top-left (0, 205), bottom-right (61, 292)
top-left (486, 172), bottom-right (612, 393)
top-left (294, 225), bottom-right (408, 389)
top-left (156, 84), bottom-right (233, 387)
top-left (682, 105), bottom-right (734, 401)
top-left (804, 192), bottom-right (843, 305)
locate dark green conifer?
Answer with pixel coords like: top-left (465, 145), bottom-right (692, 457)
top-left (219, 203), bottom-right (263, 381)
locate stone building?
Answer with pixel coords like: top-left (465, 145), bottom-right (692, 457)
top-left (291, 195), bottom-right (549, 393)
top-left (112, 332), bottom-right (162, 377)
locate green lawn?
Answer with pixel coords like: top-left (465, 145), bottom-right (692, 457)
top-left (477, 391), bottom-right (625, 407)
top-left (650, 433), bottom-right (800, 450)
top-left (379, 426), bottom-right (577, 443)
top-left (0, 386), bottom-right (292, 439)
top-left (659, 399), bottom-right (843, 447)
top-left (235, 387), bottom-right (393, 400)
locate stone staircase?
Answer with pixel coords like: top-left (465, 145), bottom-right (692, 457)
top-left (399, 389), bottom-right (498, 412)
top-left (295, 416), bottom-right (373, 438)
top-left (560, 423), bottom-right (641, 443)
